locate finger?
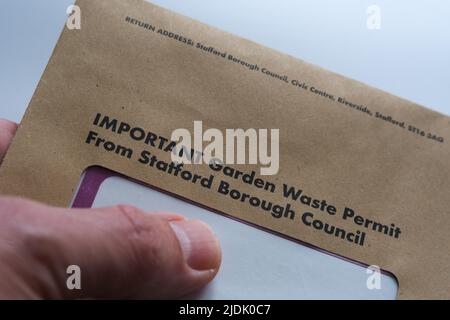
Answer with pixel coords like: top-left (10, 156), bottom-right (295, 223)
top-left (0, 119), bottom-right (18, 163)
top-left (147, 211), bottom-right (186, 222)
top-left (0, 197), bottom-right (221, 299)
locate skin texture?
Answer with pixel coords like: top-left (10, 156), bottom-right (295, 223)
top-left (0, 118), bottom-right (221, 299)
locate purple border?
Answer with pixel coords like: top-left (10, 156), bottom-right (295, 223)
top-left (72, 166), bottom-right (118, 208)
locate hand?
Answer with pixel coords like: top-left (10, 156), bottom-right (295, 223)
top-left (0, 118), bottom-right (221, 299)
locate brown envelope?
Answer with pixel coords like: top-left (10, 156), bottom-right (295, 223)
top-left (0, 0), bottom-right (449, 299)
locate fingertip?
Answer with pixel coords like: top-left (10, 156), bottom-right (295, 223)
top-left (0, 118), bottom-right (18, 134)
top-left (0, 118), bottom-right (18, 162)
top-left (170, 219), bottom-right (222, 272)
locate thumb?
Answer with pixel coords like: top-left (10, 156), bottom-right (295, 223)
top-left (0, 197), bottom-right (221, 299)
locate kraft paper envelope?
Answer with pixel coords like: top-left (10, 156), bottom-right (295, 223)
top-left (0, 0), bottom-right (449, 299)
